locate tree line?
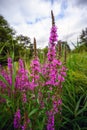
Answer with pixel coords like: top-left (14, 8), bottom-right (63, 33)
top-left (0, 15), bottom-right (34, 65)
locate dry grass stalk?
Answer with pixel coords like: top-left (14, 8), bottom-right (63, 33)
top-left (51, 10), bottom-right (55, 26)
top-left (58, 41), bottom-right (62, 59)
top-left (34, 38), bottom-right (37, 57)
top-left (64, 44), bottom-right (67, 64)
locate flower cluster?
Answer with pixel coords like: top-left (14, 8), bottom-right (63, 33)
top-left (47, 25), bottom-right (58, 62)
top-left (49, 25), bottom-right (58, 46)
top-left (44, 24), bottom-right (67, 129)
top-left (8, 57), bottom-right (13, 74)
top-left (15, 59), bottom-right (29, 91)
top-left (0, 57), bottom-right (13, 88)
top-left (0, 13), bottom-right (67, 130)
top-left (14, 109), bottom-right (30, 130)
top-left (14, 109), bottom-right (21, 129)
top-left (47, 111), bottom-right (54, 130)
top-left (30, 57), bottom-right (41, 90)
top-left (0, 59), bottom-right (13, 102)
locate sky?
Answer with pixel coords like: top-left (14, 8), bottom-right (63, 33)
top-left (0, 0), bottom-right (87, 49)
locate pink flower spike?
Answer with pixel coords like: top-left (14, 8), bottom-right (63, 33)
top-left (61, 71), bottom-right (66, 76)
top-left (58, 75), bottom-right (65, 82)
top-left (57, 60), bottom-right (62, 66)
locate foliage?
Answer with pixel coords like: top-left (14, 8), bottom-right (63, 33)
top-left (0, 15), bottom-right (34, 64)
top-left (80, 27), bottom-right (87, 46)
top-left (59, 52), bottom-right (87, 130)
top-left (0, 15), bottom-right (15, 43)
top-left (61, 79), bottom-right (87, 130)
top-left (71, 27), bottom-right (87, 53)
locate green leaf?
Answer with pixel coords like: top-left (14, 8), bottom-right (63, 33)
top-left (12, 62), bottom-right (16, 90)
top-left (62, 103), bottom-right (74, 115)
top-left (74, 95), bottom-right (84, 116)
top-left (0, 74), bottom-right (10, 87)
top-left (37, 116), bottom-right (46, 130)
top-left (29, 108), bottom-right (38, 117)
top-left (0, 93), bottom-right (10, 101)
top-left (0, 43), bottom-right (6, 54)
top-left (76, 101), bottom-right (87, 116)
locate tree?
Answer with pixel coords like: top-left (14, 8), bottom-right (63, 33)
top-left (0, 15), bottom-right (34, 65)
top-left (80, 28), bottom-right (87, 46)
top-left (16, 35), bottom-right (34, 60)
top-left (0, 15), bottom-right (15, 43)
top-left (0, 15), bottom-right (16, 64)
top-left (16, 35), bottom-right (31, 47)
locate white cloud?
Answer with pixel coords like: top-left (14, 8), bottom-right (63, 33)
top-left (0, 0), bottom-right (87, 49)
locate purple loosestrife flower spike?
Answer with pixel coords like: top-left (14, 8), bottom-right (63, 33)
top-left (8, 57), bottom-right (12, 71)
top-left (30, 38), bottom-right (41, 90)
top-left (7, 57), bottom-right (12, 85)
top-left (45, 11), bottom-right (67, 130)
top-left (15, 59), bottom-right (29, 91)
top-left (14, 109), bottom-right (21, 129)
top-left (30, 57), bottom-right (40, 90)
top-left (47, 111), bottom-right (54, 130)
top-left (22, 93), bottom-right (27, 103)
top-left (47, 11), bottom-right (58, 62)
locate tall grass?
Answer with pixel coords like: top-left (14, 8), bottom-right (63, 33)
top-left (59, 52), bottom-right (87, 130)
